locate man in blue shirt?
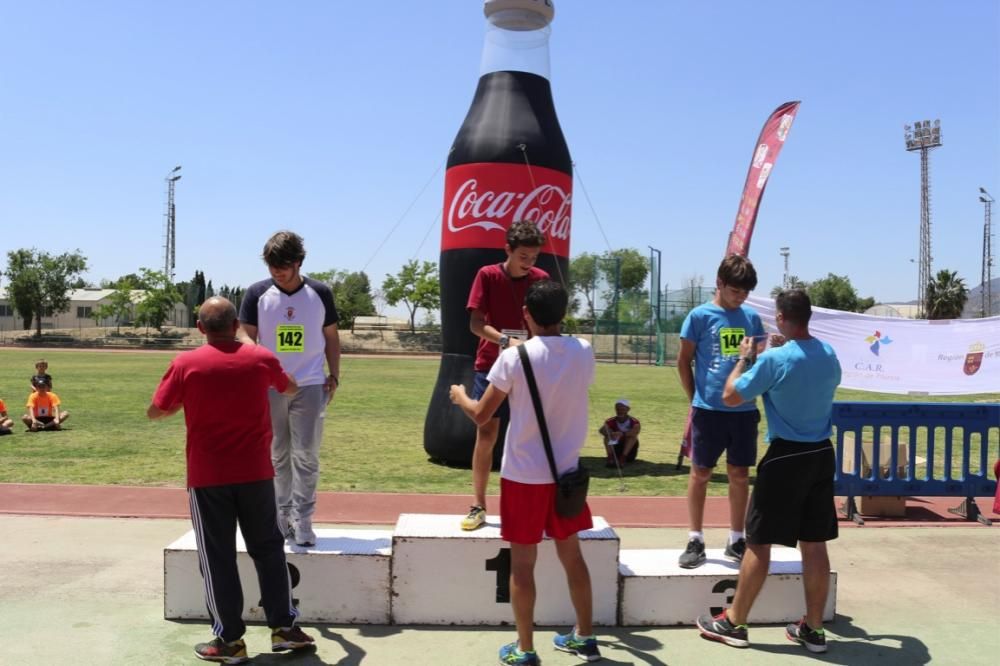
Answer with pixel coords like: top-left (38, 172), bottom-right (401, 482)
top-left (696, 289), bottom-right (841, 654)
top-left (677, 255), bottom-right (765, 568)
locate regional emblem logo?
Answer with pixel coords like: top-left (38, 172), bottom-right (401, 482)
top-left (285, 307), bottom-right (296, 321)
top-left (964, 342), bottom-right (984, 376)
top-left (864, 330), bottom-right (893, 356)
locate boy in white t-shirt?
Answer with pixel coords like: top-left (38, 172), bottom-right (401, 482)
top-left (450, 280), bottom-right (601, 666)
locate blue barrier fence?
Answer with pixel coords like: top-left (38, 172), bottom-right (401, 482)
top-left (832, 401), bottom-right (999, 525)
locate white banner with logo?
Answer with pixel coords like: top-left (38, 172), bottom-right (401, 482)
top-left (746, 295), bottom-right (1000, 395)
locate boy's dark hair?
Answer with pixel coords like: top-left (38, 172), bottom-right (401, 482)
top-left (525, 279), bottom-right (568, 327)
top-left (717, 254), bottom-right (758, 291)
top-left (35, 359), bottom-right (47, 367)
top-left (776, 289), bottom-right (812, 325)
top-left (31, 375), bottom-right (51, 389)
top-left (506, 221), bottom-right (546, 250)
top-left (263, 231), bottom-right (306, 267)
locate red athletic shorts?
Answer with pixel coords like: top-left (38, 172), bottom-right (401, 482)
top-left (500, 478), bottom-right (593, 545)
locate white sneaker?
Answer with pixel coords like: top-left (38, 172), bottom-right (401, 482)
top-left (278, 513), bottom-right (295, 539)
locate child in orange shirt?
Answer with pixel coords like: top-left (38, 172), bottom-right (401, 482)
top-left (0, 398), bottom-right (13, 435)
top-left (22, 376), bottom-right (70, 431)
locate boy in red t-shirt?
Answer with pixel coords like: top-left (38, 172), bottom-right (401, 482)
top-left (0, 398), bottom-right (14, 435)
top-left (460, 221), bottom-right (549, 530)
top-left (22, 377), bottom-right (69, 431)
top-left (599, 398), bottom-right (641, 467)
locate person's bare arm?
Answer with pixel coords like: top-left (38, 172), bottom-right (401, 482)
top-left (236, 322), bottom-right (258, 345)
top-left (322, 323), bottom-right (340, 402)
top-left (677, 338), bottom-right (696, 403)
top-left (281, 372), bottom-right (299, 397)
top-left (722, 337), bottom-right (755, 407)
top-left (450, 383), bottom-right (508, 427)
top-left (147, 403), bottom-right (182, 419)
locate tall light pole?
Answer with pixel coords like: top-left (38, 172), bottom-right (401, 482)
top-left (904, 119), bottom-right (942, 318)
top-left (980, 187), bottom-right (994, 317)
top-left (164, 166), bottom-right (182, 281)
top-left (779, 246), bottom-right (790, 290)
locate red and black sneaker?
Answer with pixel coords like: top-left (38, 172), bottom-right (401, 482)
top-left (696, 611), bottom-right (749, 648)
top-left (194, 637), bottom-right (248, 664)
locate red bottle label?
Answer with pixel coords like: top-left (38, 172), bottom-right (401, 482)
top-left (442, 162), bottom-right (571, 258)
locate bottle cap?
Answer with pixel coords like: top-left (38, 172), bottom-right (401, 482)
top-left (484, 0), bottom-right (554, 30)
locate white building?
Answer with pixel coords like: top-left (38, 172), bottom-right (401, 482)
top-left (0, 287), bottom-right (189, 331)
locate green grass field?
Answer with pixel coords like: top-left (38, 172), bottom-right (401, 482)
top-left (0, 347), bottom-right (996, 496)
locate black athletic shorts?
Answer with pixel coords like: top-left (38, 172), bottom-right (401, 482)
top-left (746, 438), bottom-right (838, 547)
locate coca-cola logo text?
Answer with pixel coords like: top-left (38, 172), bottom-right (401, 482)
top-left (447, 178), bottom-right (571, 240)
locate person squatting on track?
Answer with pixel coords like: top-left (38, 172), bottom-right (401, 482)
top-left (461, 221), bottom-right (549, 531)
top-left (238, 230), bottom-right (341, 548)
top-left (147, 296), bottom-right (314, 664)
top-left (696, 289), bottom-right (842, 654)
top-left (450, 279), bottom-right (602, 665)
top-left (677, 254), bottom-right (765, 568)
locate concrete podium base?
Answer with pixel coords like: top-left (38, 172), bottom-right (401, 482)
top-left (619, 547), bottom-right (837, 625)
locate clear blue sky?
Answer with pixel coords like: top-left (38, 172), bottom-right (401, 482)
top-left (1, 1), bottom-right (997, 315)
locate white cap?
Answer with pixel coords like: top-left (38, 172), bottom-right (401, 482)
top-left (484, 0), bottom-right (555, 30)
top-left (615, 398), bottom-right (630, 408)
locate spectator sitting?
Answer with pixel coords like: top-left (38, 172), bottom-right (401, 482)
top-left (599, 398), bottom-right (641, 467)
top-left (0, 398), bottom-right (14, 435)
top-left (22, 377), bottom-right (70, 431)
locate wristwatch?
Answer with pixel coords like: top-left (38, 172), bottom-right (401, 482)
top-left (498, 334), bottom-right (510, 350)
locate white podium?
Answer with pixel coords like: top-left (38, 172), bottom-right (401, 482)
top-left (618, 547), bottom-right (837, 625)
top-left (164, 528), bottom-right (392, 623)
top-left (390, 514), bottom-right (620, 625)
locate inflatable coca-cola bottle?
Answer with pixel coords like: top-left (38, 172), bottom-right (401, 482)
top-left (424, 0), bottom-right (572, 464)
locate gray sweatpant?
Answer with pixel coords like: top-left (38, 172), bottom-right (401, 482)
top-left (269, 384), bottom-right (327, 524)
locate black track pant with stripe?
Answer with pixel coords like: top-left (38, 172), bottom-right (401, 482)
top-left (189, 478), bottom-right (298, 641)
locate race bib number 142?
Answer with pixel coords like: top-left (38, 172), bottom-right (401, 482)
top-left (276, 324), bottom-right (305, 352)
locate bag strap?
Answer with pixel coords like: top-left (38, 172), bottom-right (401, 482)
top-left (517, 344), bottom-right (560, 484)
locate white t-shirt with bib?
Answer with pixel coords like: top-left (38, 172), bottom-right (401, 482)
top-left (239, 277), bottom-right (338, 387)
top-left (487, 335), bottom-right (595, 484)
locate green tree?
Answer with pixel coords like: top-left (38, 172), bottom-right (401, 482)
top-left (4, 248), bottom-right (88, 335)
top-left (770, 275), bottom-right (810, 297)
top-left (569, 252), bottom-right (600, 322)
top-left (217, 284), bottom-right (245, 312)
top-left (382, 260), bottom-right (440, 333)
top-left (91, 277), bottom-right (136, 333)
top-left (808, 273), bottom-right (860, 312)
top-left (308, 269), bottom-right (376, 330)
top-left (925, 269), bottom-right (968, 320)
top-left (599, 248), bottom-right (649, 292)
top-left (133, 268), bottom-right (182, 332)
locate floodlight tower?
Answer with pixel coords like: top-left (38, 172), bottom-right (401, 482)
top-left (164, 166), bottom-right (182, 281)
top-left (779, 246), bottom-right (790, 289)
top-left (904, 120), bottom-right (942, 318)
top-left (980, 187), bottom-right (994, 317)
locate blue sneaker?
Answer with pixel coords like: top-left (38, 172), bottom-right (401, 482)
top-left (498, 641), bottom-right (540, 665)
top-left (553, 631), bottom-right (602, 661)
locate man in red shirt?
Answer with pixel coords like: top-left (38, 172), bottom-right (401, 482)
top-left (599, 398), bottom-right (641, 467)
top-left (460, 221), bottom-right (548, 531)
top-left (148, 297), bottom-right (314, 664)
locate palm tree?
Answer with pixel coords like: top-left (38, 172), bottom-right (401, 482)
top-left (925, 269), bottom-right (968, 320)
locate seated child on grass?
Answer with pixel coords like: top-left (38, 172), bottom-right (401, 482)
top-left (22, 376), bottom-right (70, 431)
top-left (599, 398), bottom-right (641, 467)
top-left (0, 398), bottom-right (13, 435)
top-left (31, 358), bottom-right (53, 392)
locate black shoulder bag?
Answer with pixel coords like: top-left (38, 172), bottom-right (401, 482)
top-left (517, 344), bottom-right (590, 518)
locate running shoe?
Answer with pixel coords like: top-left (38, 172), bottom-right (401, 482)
top-left (293, 520), bottom-right (316, 547)
top-left (696, 611), bottom-right (749, 648)
top-left (678, 538), bottom-right (706, 569)
top-left (786, 618), bottom-right (828, 653)
top-left (271, 626), bottom-right (315, 652)
top-left (498, 642), bottom-right (540, 665)
top-left (723, 538), bottom-right (746, 562)
top-left (461, 505), bottom-right (487, 530)
top-left (194, 637), bottom-right (248, 664)
top-left (553, 631), bottom-right (602, 661)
